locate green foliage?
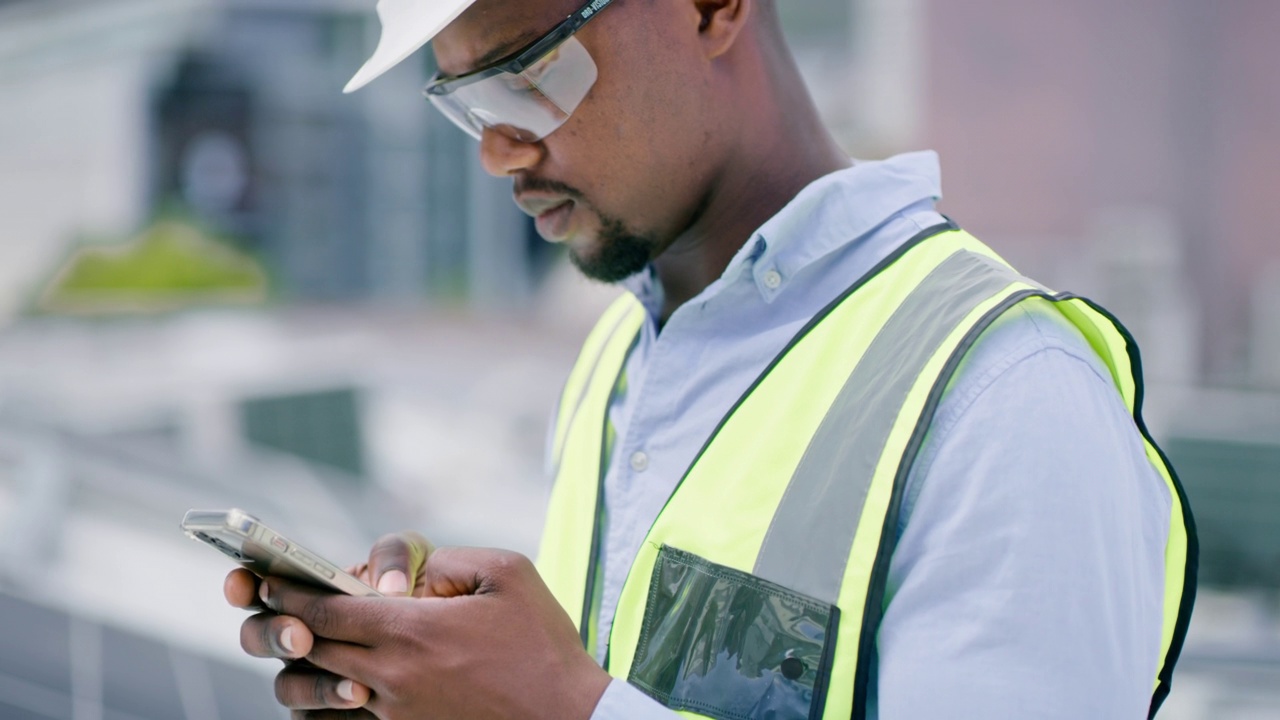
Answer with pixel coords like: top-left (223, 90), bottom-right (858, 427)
top-left (55, 222), bottom-right (263, 292)
top-left (37, 219), bottom-right (269, 315)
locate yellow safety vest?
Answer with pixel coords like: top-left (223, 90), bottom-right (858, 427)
top-left (537, 224), bottom-right (1197, 720)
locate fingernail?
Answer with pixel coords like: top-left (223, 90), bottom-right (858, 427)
top-left (258, 581), bottom-right (270, 606)
top-left (337, 679), bottom-right (356, 702)
top-left (377, 570), bottom-right (408, 595)
top-left (279, 625), bottom-right (295, 654)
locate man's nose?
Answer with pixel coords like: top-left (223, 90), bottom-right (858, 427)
top-left (478, 128), bottom-right (544, 177)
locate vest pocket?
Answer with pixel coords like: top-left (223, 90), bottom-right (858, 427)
top-left (628, 545), bottom-right (839, 720)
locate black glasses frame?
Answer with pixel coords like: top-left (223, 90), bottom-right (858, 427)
top-left (424, 0), bottom-right (616, 98)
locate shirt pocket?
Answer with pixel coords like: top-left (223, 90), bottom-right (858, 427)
top-left (627, 545), bottom-right (839, 720)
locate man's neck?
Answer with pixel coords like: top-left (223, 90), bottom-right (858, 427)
top-left (649, 24), bottom-right (851, 324)
top-left (651, 120), bottom-right (850, 323)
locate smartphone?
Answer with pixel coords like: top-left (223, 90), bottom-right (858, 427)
top-left (181, 508), bottom-right (382, 597)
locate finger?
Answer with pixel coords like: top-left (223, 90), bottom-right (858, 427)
top-left (292, 711), bottom-right (377, 720)
top-left (305, 636), bottom-right (375, 683)
top-left (241, 612), bottom-right (314, 659)
top-left (419, 546), bottom-right (533, 598)
top-left (259, 577), bottom-right (380, 644)
top-left (225, 568), bottom-right (263, 609)
top-left (366, 531), bottom-right (433, 596)
top-left (274, 665), bottom-right (369, 711)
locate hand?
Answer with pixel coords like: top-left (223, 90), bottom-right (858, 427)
top-left (224, 568), bottom-right (377, 719)
top-left (226, 543), bottom-right (611, 720)
top-left (222, 531), bottom-right (434, 717)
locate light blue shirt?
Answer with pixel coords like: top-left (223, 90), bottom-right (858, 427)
top-left (584, 152), bottom-right (1171, 719)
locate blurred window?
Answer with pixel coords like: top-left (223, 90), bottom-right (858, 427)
top-left (778, 0), bottom-right (856, 49)
top-left (181, 131), bottom-right (250, 218)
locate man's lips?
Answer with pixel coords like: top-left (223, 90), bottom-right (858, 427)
top-left (516, 193), bottom-right (577, 241)
top-left (516, 193), bottom-right (578, 242)
top-left (515, 193), bottom-right (574, 219)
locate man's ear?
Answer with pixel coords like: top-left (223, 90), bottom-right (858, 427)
top-left (693, 0), bottom-right (752, 60)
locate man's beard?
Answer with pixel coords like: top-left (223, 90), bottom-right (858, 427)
top-left (568, 213), bottom-right (658, 284)
top-left (514, 176), bottom-right (658, 284)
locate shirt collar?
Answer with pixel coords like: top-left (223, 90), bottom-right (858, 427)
top-left (623, 150), bottom-right (943, 309)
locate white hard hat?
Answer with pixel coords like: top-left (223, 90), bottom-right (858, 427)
top-left (344, 0), bottom-right (479, 94)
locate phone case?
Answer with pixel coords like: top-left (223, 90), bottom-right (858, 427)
top-left (181, 508), bottom-right (382, 597)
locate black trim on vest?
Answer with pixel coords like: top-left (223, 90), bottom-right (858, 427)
top-left (810, 606), bottom-right (843, 720)
top-left (582, 331), bottom-right (643, 652)
top-left (1069, 295), bottom-right (1199, 719)
top-left (849, 289), bottom-right (1199, 720)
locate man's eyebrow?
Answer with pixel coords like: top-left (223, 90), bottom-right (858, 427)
top-left (471, 30), bottom-right (542, 71)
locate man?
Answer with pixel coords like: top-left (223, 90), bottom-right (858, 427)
top-left (225, 0), bottom-right (1197, 718)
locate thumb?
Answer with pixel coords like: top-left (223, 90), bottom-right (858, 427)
top-left (366, 531), bottom-right (433, 596)
top-left (420, 547), bottom-right (531, 598)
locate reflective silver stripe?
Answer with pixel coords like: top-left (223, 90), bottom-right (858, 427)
top-left (753, 250), bottom-right (1023, 604)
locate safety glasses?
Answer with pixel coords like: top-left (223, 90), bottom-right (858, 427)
top-left (423, 0), bottom-right (615, 142)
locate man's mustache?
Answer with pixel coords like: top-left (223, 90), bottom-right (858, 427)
top-left (513, 176), bottom-right (586, 202)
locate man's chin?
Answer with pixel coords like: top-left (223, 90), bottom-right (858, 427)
top-left (568, 237), bottom-right (654, 284)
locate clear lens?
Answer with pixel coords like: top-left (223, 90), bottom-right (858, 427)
top-left (428, 36), bottom-right (599, 142)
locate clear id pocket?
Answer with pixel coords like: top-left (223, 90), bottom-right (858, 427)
top-left (627, 546), bottom-right (839, 720)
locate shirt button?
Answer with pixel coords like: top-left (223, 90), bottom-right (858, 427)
top-left (763, 270), bottom-right (782, 290)
top-left (630, 451), bottom-right (649, 472)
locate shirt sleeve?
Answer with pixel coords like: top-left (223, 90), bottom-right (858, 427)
top-left (872, 305), bottom-right (1172, 719)
top-left (590, 679), bottom-right (683, 720)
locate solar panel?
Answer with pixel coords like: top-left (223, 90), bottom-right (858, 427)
top-left (0, 700), bottom-right (60, 720)
top-left (0, 594), bottom-right (72, 694)
top-left (0, 593), bottom-right (284, 720)
top-left (1166, 437), bottom-right (1280, 587)
top-left (102, 627), bottom-right (186, 720)
top-left (0, 671), bottom-right (71, 720)
top-left (210, 660), bottom-right (287, 719)
top-left (241, 388), bottom-right (367, 479)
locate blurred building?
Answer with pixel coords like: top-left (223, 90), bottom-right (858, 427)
top-left (922, 0), bottom-right (1280, 389)
top-left (0, 0), bottom-right (921, 320)
top-left (787, 0), bottom-right (1280, 392)
top-left (3, 0), bottom-right (1277, 387)
top-left (0, 0), bottom-right (547, 320)
top-left (912, 7), bottom-right (1280, 715)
